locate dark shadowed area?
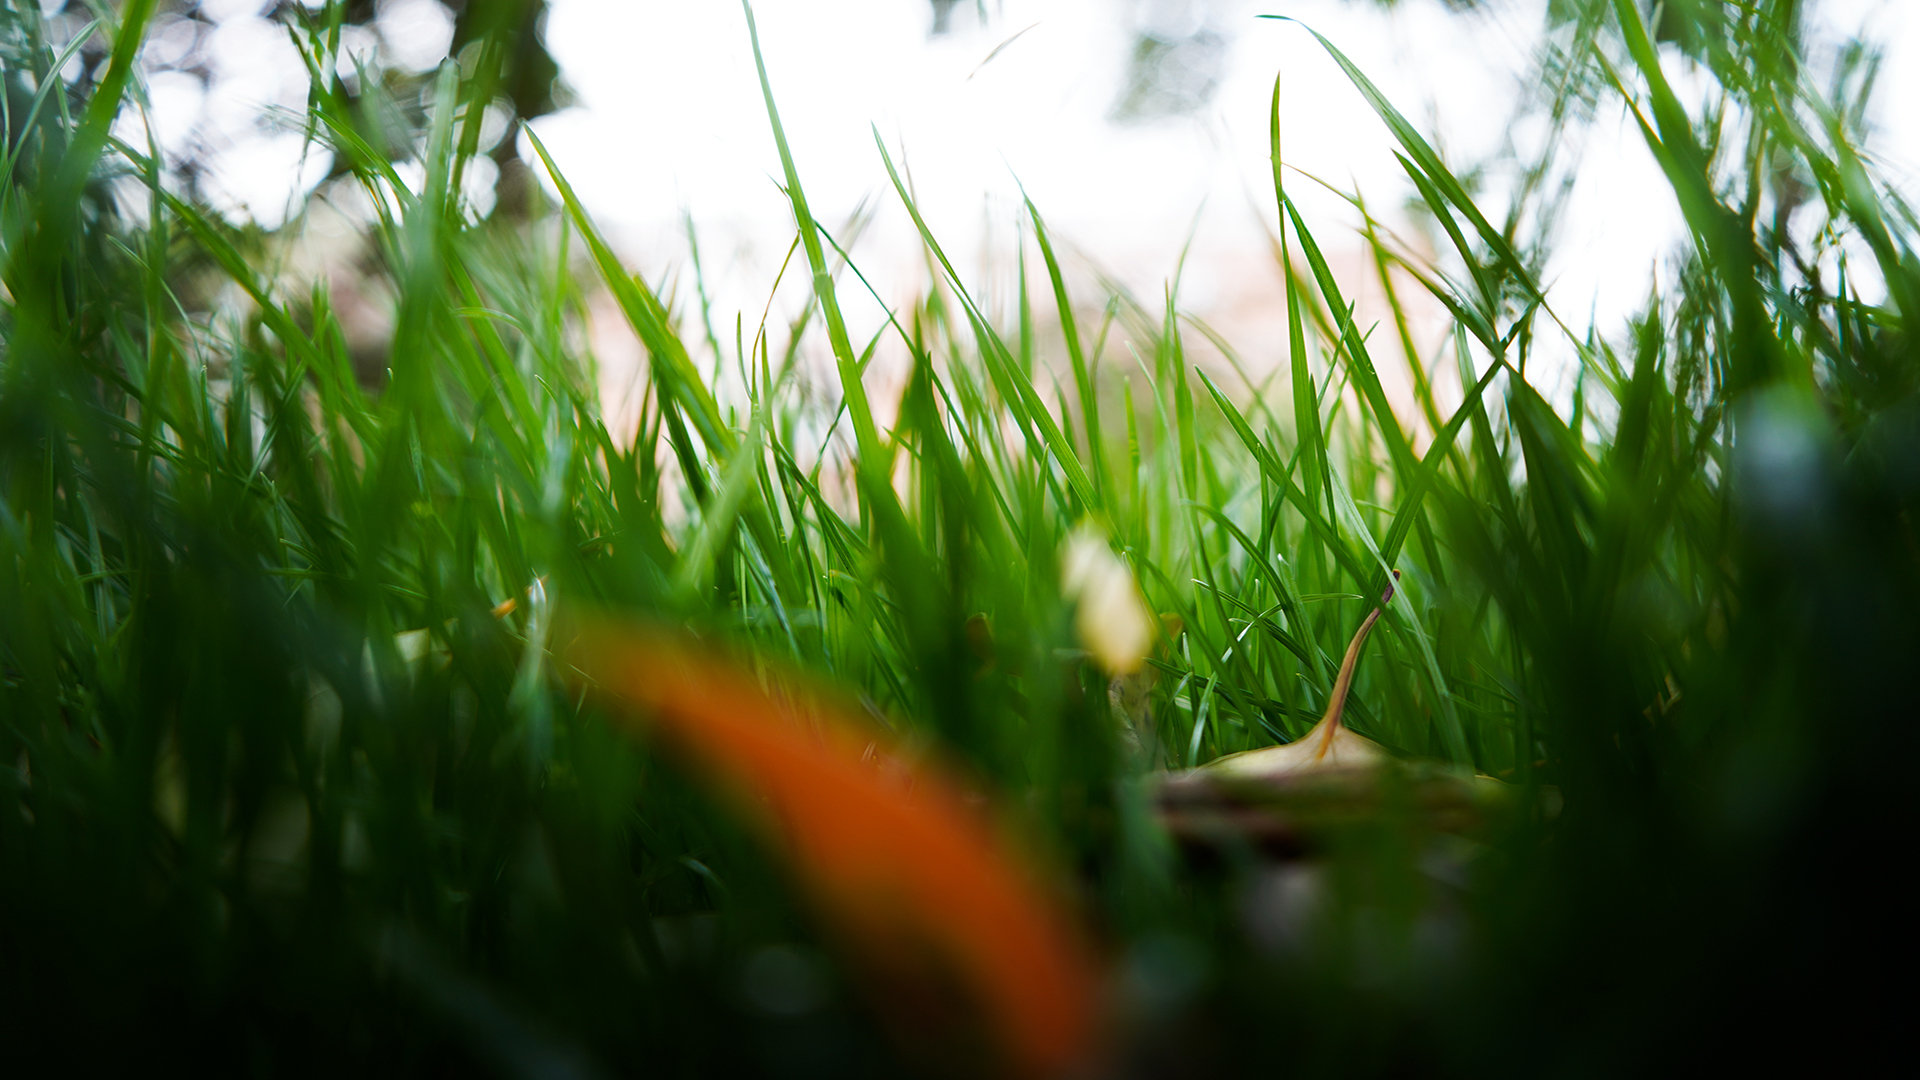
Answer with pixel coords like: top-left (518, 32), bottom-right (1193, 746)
top-left (2, 1), bottom-right (1914, 1075)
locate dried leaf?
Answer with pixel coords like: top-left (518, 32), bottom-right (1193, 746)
top-left (1156, 574), bottom-right (1401, 847)
top-left (1196, 573), bottom-right (1397, 782)
top-left (1155, 574), bottom-right (1546, 852)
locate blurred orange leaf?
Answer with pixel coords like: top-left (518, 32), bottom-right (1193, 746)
top-left (557, 615), bottom-right (1100, 1076)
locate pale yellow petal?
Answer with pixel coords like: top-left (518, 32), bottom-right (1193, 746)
top-left (1061, 526), bottom-right (1155, 675)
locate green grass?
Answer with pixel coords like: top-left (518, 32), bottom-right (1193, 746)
top-left (3, 0), bottom-right (1916, 1074)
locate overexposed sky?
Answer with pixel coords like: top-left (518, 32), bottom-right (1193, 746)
top-left (524, 0), bottom-right (1917, 347)
top-left (102, 0), bottom-right (1920, 367)
top-left (531, 0), bottom-right (1555, 331)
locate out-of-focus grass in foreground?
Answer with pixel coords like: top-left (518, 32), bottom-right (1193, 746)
top-left (3, 0), bottom-right (1916, 1074)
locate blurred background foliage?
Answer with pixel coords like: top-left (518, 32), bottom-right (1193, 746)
top-left (2, 0), bottom-right (1916, 1076)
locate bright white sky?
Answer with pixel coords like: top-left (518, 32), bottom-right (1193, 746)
top-left (520, 0), bottom-right (1919, 386)
top-left (532, 0), bottom-right (1614, 338)
top-left (111, 0), bottom-right (1920, 373)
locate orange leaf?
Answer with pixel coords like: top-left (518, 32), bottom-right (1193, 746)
top-left (557, 615), bottom-right (1101, 1076)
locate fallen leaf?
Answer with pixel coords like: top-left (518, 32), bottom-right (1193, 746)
top-left (1155, 574), bottom-right (1549, 852)
top-left (1193, 573), bottom-right (1396, 782)
top-left (1155, 574), bottom-right (1403, 849)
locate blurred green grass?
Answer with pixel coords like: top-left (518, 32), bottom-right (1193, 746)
top-left (3, 0), bottom-right (1916, 1074)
